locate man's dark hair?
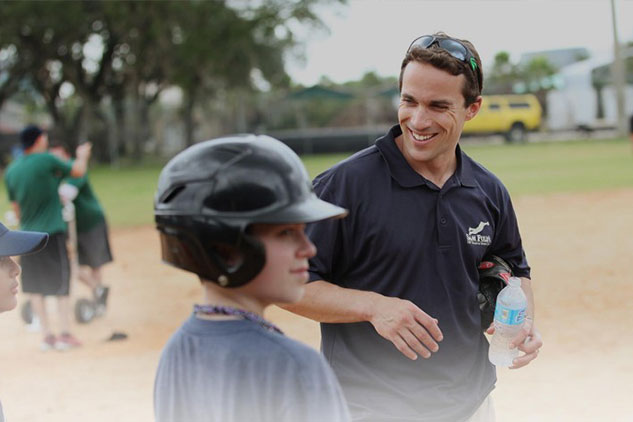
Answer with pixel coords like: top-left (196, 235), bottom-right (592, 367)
top-left (19, 124), bottom-right (43, 149)
top-left (398, 32), bottom-right (483, 107)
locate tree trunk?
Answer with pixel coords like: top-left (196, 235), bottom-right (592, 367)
top-left (78, 98), bottom-right (111, 163)
top-left (127, 89), bottom-right (143, 162)
top-left (183, 89), bottom-right (197, 147)
top-left (137, 99), bottom-right (151, 160)
top-left (104, 99), bottom-right (120, 167)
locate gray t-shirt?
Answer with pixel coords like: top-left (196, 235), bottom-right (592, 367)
top-left (154, 314), bottom-right (350, 422)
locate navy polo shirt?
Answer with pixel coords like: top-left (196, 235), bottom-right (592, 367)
top-left (307, 125), bottom-right (530, 422)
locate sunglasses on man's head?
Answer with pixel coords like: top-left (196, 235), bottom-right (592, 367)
top-left (407, 35), bottom-right (481, 90)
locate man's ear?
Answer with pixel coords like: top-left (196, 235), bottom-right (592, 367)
top-left (465, 96), bottom-right (483, 121)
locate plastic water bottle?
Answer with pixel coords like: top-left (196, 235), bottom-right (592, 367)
top-left (488, 277), bottom-right (527, 367)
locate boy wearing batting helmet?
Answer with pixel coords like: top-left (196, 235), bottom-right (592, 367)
top-left (153, 135), bottom-right (350, 422)
top-left (0, 221), bottom-right (48, 421)
top-left (284, 32), bottom-right (543, 421)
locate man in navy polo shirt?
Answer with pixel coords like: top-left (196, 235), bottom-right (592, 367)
top-left (284, 32), bottom-right (543, 422)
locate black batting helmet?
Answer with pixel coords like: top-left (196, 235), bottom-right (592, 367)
top-left (154, 134), bottom-right (347, 288)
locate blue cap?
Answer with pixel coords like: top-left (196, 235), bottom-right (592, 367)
top-left (0, 222), bottom-right (48, 257)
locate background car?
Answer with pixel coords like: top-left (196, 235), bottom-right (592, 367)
top-left (463, 94), bottom-right (542, 142)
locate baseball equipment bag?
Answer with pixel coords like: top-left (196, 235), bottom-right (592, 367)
top-left (477, 255), bottom-right (512, 330)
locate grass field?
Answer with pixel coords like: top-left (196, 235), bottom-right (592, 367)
top-left (1, 136), bottom-right (631, 228)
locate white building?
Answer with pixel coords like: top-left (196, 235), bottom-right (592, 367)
top-left (546, 48), bottom-right (633, 131)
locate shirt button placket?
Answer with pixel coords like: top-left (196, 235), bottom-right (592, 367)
top-left (437, 194), bottom-right (450, 250)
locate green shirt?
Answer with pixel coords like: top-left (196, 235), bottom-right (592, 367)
top-left (66, 174), bottom-right (105, 232)
top-left (5, 152), bottom-right (73, 234)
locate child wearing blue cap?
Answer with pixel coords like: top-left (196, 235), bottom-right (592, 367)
top-left (0, 221), bottom-right (48, 422)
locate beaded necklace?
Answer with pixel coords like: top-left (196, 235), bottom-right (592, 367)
top-left (194, 304), bottom-right (283, 335)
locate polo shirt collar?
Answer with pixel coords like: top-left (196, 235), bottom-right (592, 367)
top-left (456, 145), bottom-right (477, 188)
top-left (376, 124), bottom-right (477, 189)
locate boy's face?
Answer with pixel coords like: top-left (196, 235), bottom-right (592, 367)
top-left (0, 256), bottom-right (21, 313)
top-left (246, 223), bottom-right (317, 305)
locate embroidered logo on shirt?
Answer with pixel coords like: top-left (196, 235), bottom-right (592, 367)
top-left (466, 221), bottom-right (491, 246)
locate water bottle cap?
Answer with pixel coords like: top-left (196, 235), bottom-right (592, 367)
top-left (508, 276), bottom-right (521, 287)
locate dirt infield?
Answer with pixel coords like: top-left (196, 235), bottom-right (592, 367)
top-left (1, 188), bottom-right (631, 422)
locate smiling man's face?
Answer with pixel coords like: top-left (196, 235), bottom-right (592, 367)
top-left (397, 61), bottom-right (480, 176)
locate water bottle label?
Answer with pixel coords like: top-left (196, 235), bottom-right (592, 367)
top-left (494, 305), bottom-right (526, 325)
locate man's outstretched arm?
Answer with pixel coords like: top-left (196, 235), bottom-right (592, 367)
top-left (282, 280), bottom-right (443, 361)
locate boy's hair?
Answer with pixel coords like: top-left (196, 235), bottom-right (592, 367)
top-left (399, 32), bottom-right (483, 107)
top-left (20, 124), bottom-right (44, 149)
top-left (154, 134), bottom-right (347, 288)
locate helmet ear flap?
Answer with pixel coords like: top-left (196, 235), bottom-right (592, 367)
top-left (157, 218), bottom-right (266, 288)
top-left (203, 230), bottom-right (267, 288)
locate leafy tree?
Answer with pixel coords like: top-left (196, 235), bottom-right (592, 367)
top-left (0, 0), bottom-right (344, 160)
top-left (98, 1), bottom-right (178, 160)
top-left (263, 71), bottom-right (398, 130)
top-left (484, 51), bottom-right (519, 95)
top-left (169, 0), bottom-right (331, 145)
top-left (0, 1), bottom-right (105, 148)
top-left (0, 45), bottom-right (22, 107)
top-left (483, 51), bottom-right (558, 116)
top-left (516, 57), bottom-right (558, 116)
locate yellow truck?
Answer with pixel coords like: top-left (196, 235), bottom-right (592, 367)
top-left (463, 94), bottom-right (542, 142)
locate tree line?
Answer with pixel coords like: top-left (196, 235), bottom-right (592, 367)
top-left (0, 0), bottom-right (340, 162)
top-left (3, 1), bottom-right (623, 162)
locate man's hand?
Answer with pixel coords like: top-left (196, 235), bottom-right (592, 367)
top-left (509, 317), bottom-right (542, 369)
top-left (369, 295), bottom-right (443, 361)
top-left (486, 317), bottom-right (543, 369)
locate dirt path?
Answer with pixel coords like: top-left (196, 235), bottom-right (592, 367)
top-left (1, 188), bottom-right (631, 421)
